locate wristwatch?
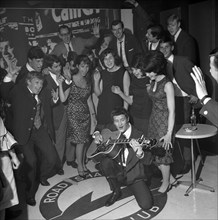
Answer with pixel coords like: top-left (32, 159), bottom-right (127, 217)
top-left (200, 95), bottom-right (210, 105)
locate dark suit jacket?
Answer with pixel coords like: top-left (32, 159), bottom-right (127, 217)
top-left (44, 74), bottom-right (65, 130)
top-left (173, 55), bottom-right (197, 97)
top-left (102, 124), bottom-right (148, 185)
top-left (200, 99), bottom-right (218, 127)
top-left (51, 36), bottom-right (98, 57)
top-left (132, 4), bottom-right (153, 54)
top-left (15, 64), bottom-right (29, 84)
top-left (142, 40), bottom-right (161, 55)
top-left (109, 32), bottom-right (142, 67)
top-left (174, 29), bottom-right (198, 65)
top-left (0, 81), bottom-right (55, 145)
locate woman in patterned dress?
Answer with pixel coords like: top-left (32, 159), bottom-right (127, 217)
top-left (145, 51), bottom-right (176, 193)
top-left (134, 50), bottom-right (176, 194)
top-left (58, 55), bottom-right (96, 177)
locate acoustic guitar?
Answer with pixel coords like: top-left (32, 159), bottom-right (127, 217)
top-left (88, 128), bottom-right (159, 163)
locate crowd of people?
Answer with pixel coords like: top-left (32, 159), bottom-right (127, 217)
top-left (1, 0), bottom-right (217, 218)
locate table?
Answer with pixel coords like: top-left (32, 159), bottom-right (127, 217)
top-left (175, 123), bottom-right (217, 196)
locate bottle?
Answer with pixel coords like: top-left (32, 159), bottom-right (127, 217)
top-left (190, 107), bottom-right (196, 127)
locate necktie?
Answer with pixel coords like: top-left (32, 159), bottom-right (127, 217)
top-left (166, 61), bottom-right (174, 80)
top-left (67, 43), bottom-right (72, 52)
top-left (34, 97), bottom-right (42, 129)
top-left (149, 42), bottom-right (152, 50)
top-left (119, 133), bottom-right (128, 165)
top-left (119, 41), bottom-right (123, 61)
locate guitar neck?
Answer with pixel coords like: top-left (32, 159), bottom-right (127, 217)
top-left (107, 137), bottom-right (155, 147)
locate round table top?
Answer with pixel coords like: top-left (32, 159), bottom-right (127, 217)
top-left (175, 124), bottom-right (217, 139)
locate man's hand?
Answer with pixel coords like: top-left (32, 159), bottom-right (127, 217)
top-left (125, 0), bottom-right (138, 7)
top-left (93, 131), bottom-right (103, 144)
top-left (129, 139), bottom-right (143, 153)
top-left (190, 66), bottom-right (208, 100)
top-left (51, 88), bottom-right (59, 101)
top-left (92, 22), bottom-right (100, 38)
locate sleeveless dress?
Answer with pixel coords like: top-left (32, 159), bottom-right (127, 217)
top-left (147, 77), bottom-right (174, 165)
top-left (97, 66), bottom-right (125, 126)
top-left (66, 80), bottom-right (91, 144)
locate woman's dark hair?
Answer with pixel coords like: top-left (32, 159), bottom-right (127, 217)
top-left (74, 54), bottom-right (91, 67)
top-left (131, 53), bottom-right (147, 75)
top-left (144, 50), bottom-right (167, 75)
top-left (74, 55), bottom-right (92, 81)
top-left (100, 48), bottom-right (122, 68)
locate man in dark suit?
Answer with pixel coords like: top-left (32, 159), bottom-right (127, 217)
top-left (144, 24), bottom-right (164, 53)
top-left (51, 24), bottom-right (100, 60)
top-left (159, 35), bottom-right (199, 175)
top-left (15, 46), bottom-right (44, 84)
top-left (191, 48), bottom-right (218, 128)
top-left (0, 71), bottom-right (61, 206)
top-left (92, 107), bottom-right (153, 210)
top-left (167, 14), bottom-right (199, 65)
top-left (109, 19), bottom-right (142, 72)
top-left (124, 0), bottom-right (153, 54)
top-left (43, 54), bottom-right (70, 172)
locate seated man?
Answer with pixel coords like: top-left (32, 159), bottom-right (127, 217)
top-left (92, 107), bottom-right (153, 210)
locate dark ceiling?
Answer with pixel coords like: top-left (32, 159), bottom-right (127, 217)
top-left (0, 0), bottom-right (206, 9)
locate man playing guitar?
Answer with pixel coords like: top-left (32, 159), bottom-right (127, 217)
top-left (92, 107), bottom-right (153, 209)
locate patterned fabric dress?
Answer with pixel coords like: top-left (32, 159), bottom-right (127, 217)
top-left (66, 80), bottom-right (91, 144)
top-left (147, 77), bottom-right (174, 165)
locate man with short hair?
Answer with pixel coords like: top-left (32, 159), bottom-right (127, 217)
top-left (43, 54), bottom-right (72, 172)
top-left (145, 24), bottom-right (164, 52)
top-left (191, 47), bottom-right (218, 127)
top-left (0, 71), bottom-right (61, 206)
top-left (51, 24), bottom-right (100, 60)
top-left (93, 107), bottom-right (153, 210)
top-left (167, 14), bottom-right (199, 65)
top-left (109, 19), bottom-right (142, 71)
top-left (15, 46), bottom-right (44, 84)
top-left (159, 34), bottom-right (198, 175)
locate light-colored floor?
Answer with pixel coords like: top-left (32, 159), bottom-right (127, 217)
top-left (15, 151), bottom-right (218, 220)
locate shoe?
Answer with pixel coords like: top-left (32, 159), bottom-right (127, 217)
top-left (105, 191), bottom-right (122, 207)
top-left (157, 184), bottom-right (172, 195)
top-left (84, 167), bottom-right (92, 174)
top-left (66, 160), bottom-right (78, 168)
top-left (40, 178), bottom-right (50, 186)
top-left (171, 180), bottom-right (179, 188)
top-left (57, 168), bottom-right (64, 175)
top-left (5, 209), bottom-right (22, 219)
top-left (26, 197), bottom-right (36, 206)
top-left (77, 169), bottom-right (87, 178)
